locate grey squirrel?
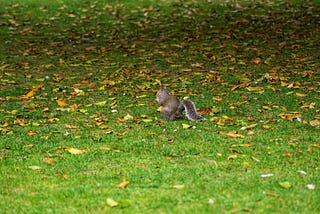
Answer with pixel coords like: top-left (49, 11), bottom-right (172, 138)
top-left (156, 87), bottom-right (206, 121)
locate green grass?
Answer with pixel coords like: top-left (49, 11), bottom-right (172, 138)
top-left (0, 0), bottom-right (319, 213)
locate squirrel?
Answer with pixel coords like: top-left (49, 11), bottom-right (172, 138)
top-left (156, 87), bottom-right (206, 121)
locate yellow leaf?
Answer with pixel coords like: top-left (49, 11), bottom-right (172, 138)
top-left (47, 118), bottom-right (59, 123)
top-left (106, 198), bottom-right (118, 207)
top-left (279, 181), bottom-right (292, 189)
top-left (182, 123), bottom-right (192, 129)
top-left (25, 90), bottom-right (35, 98)
top-left (172, 184), bottom-right (185, 189)
top-left (227, 154), bottom-right (238, 160)
top-left (142, 119), bottom-right (152, 123)
top-left (94, 101), bottom-right (107, 106)
top-left (28, 165), bottom-right (41, 170)
top-left (66, 147), bottom-right (87, 155)
top-left (295, 93), bottom-right (307, 97)
top-left (117, 180), bottom-right (130, 188)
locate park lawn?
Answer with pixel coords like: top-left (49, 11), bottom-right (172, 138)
top-left (0, 0), bottom-right (319, 213)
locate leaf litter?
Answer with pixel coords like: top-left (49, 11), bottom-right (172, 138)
top-left (0, 0), bottom-right (319, 212)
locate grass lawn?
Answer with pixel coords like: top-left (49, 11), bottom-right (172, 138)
top-left (0, 0), bottom-right (319, 213)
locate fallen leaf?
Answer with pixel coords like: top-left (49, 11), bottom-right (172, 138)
top-left (172, 184), bottom-right (185, 189)
top-left (182, 123), bottom-right (192, 129)
top-left (57, 100), bottom-right (68, 107)
top-left (27, 131), bottom-right (37, 136)
top-left (142, 119), bottom-right (152, 123)
top-left (23, 144), bottom-right (34, 149)
top-left (309, 119), bottom-right (320, 127)
top-left (123, 114), bottom-right (133, 121)
top-left (42, 157), bottom-right (54, 165)
top-left (227, 154), bottom-right (238, 160)
top-left (25, 90), bottom-right (35, 98)
top-left (57, 174), bottom-right (68, 179)
top-left (226, 132), bottom-right (245, 138)
top-left (279, 181), bottom-right (292, 189)
top-left (66, 147), bottom-right (87, 154)
top-left (251, 156), bottom-right (260, 162)
top-left (106, 198), bottom-right (119, 207)
top-left (240, 124), bottom-right (257, 130)
top-left (28, 165), bottom-right (41, 170)
top-left (117, 180), bottom-right (130, 188)
top-left (295, 92), bottom-right (307, 97)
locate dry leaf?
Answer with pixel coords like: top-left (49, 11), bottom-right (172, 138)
top-left (57, 100), bottom-right (68, 107)
top-left (295, 93), bottom-right (307, 97)
top-left (240, 124), bottom-right (257, 130)
top-left (106, 198), bottom-right (118, 207)
top-left (42, 157), bottom-right (54, 165)
top-left (182, 123), bottom-right (192, 129)
top-left (28, 165), bottom-right (41, 170)
top-left (23, 144), bottom-right (34, 149)
top-left (25, 90), bottom-right (35, 98)
top-left (66, 147), bottom-right (87, 154)
top-left (27, 131), bottom-right (37, 136)
top-left (172, 184), bottom-right (185, 189)
top-left (117, 180), bottom-right (130, 188)
top-left (123, 114), bottom-right (133, 121)
top-left (226, 132), bottom-right (245, 138)
top-left (227, 154), bottom-right (238, 160)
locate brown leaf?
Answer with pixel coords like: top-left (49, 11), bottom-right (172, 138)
top-left (225, 132), bottom-right (245, 138)
top-left (295, 93), bottom-right (307, 97)
top-left (27, 130), bottom-right (37, 136)
top-left (56, 100), bottom-right (68, 107)
top-left (42, 157), bottom-right (54, 165)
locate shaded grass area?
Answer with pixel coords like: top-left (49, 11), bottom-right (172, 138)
top-left (0, 0), bottom-right (319, 213)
